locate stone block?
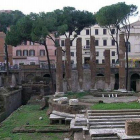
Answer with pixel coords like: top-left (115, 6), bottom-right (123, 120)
top-left (58, 97), bottom-right (68, 104)
top-left (54, 92), bottom-right (64, 97)
top-left (69, 99), bottom-right (78, 106)
top-left (125, 119), bottom-right (140, 136)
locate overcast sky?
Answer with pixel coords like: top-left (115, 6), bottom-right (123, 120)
top-left (0, 0), bottom-right (140, 23)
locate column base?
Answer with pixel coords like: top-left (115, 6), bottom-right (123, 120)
top-left (54, 92), bottom-right (64, 97)
top-left (104, 88), bottom-right (111, 92)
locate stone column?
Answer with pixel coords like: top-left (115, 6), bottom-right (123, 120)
top-left (104, 49), bottom-right (111, 90)
top-left (55, 47), bottom-right (64, 95)
top-left (90, 36), bottom-right (96, 90)
top-left (76, 38), bottom-right (83, 91)
top-left (65, 38), bottom-right (72, 91)
top-left (119, 32), bottom-right (126, 90)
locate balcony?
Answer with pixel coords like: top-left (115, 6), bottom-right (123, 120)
top-left (83, 45), bottom-right (90, 50)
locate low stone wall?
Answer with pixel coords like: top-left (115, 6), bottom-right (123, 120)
top-left (125, 119), bottom-right (140, 136)
top-left (0, 89), bottom-right (22, 122)
top-left (64, 70), bottom-right (115, 92)
top-left (48, 98), bottom-right (85, 114)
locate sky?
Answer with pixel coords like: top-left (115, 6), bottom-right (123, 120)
top-left (0, 0), bottom-right (140, 23)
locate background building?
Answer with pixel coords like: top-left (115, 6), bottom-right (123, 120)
top-left (0, 32), bottom-right (13, 66)
top-left (12, 38), bottom-right (56, 67)
top-left (60, 24), bottom-right (118, 65)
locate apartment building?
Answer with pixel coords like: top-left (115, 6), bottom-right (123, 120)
top-left (60, 24), bottom-right (118, 65)
top-left (0, 32), bottom-right (13, 65)
top-left (12, 38), bottom-right (56, 67)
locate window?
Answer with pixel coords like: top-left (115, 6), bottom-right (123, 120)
top-left (54, 50), bottom-right (57, 56)
top-left (95, 40), bottom-right (99, 46)
top-left (103, 29), bottom-right (106, 35)
top-left (16, 50), bottom-right (22, 56)
top-left (112, 39), bottom-right (115, 46)
top-left (111, 29), bottom-right (115, 34)
top-left (112, 59), bottom-right (115, 64)
top-left (71, 52), bottom-right (74, 56)
top-left (102, 59), bottom-right (105, 64)
top-left (70, 40), bottom-right (72, 46)
top-left (85, 52), bottom-right (90, 54)
top-left (112, 51), bottom-right (115, 56)
top-left (30, 62), bottom-right (35, 65)
top-left (19, 63), bottom-right (24, 65)
top-left (30, 41), bottom-right (34, 45)
top-left (40, 50), bottom-right (45, 56)
top-left (86, 29), bottom-right (89, 35)
top-left (96, 59), bottom-right (99, 64)
top-left (77, 31), bottom-right (80, 35)
top-left (29, 50), bottom-right (35, 56)
top-left (71, 60), bottom-right (74, 64)
top-left (96, 51), bottom-right (99, 56)
top-left (23, 50), bottom-right (28, 56)
top-left (95, 29), bottom-right (98, 35)
top-left (86, 40), bottom-right (90, 46)
top-left (103, 40), bottom-right (107, 46)
top-left (127, 42), bottom-right (131, 52)
top-left (61, 40), bottom-right (65, 46)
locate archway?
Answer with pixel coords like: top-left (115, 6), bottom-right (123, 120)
top-left (97, 74), bottom-right (104, 76)
top-left (130, 73), bottom-right (140, 91)
top-left (114, 73), bottom-right (119, 90)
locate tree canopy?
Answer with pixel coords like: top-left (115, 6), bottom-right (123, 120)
top-left (54, 7), bottom-right (96, 38)
top-left (0, 10), bottom-right (24, 33)
top-left (96, 2), bottom-right (138, 28)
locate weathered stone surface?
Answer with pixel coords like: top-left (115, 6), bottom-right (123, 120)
top-left (119, 32), bottom-right (126, 89)
top-left (65, 38), bottom-right (72, 91)
top-left (56, 46), bottom-right (63, 92)
top-left (125, 119), bottom-right (140, 136)
top-left (69, 99), bottom-right (79, 106)
top-left (40, 96), bottom-right (49, 110)
top-left (104, 50), bottom-right (111, 89)
top-left (54, 92), bottom-right (64, 97)
top-left (90, 36), bottom-right (96, 89)
top-left (76, 38), bottom-right (83, 90)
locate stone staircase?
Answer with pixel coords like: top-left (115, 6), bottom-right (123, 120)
top-left (87, 109), bottom-right (140, 140)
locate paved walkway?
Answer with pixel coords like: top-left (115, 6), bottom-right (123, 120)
top-left (80, 96), bottom-right (138, 103)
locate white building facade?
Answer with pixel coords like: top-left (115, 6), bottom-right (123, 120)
top-left (60, 24), bottom-right (118, 65)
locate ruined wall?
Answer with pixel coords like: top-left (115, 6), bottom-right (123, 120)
top-left (0, 89), bottom-right (22, 122)
top-left (63, 70), bottom-right (115, 92)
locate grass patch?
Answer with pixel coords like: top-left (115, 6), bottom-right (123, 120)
top-left (91, 102), bottom-right (140, 110)
top-left (0, 105), bottom-right (70, 140)
top-left (65, 92), bottom-right (90, 99)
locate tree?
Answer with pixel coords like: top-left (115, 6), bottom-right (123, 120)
top-left (6, 12), bottom-right (57, 93)
top-left (0, 10), bottom-right (24, 76)
top-left (96, 2), bottom-right (138, 60)
top-left (96, 2), bottom-right (138, 90)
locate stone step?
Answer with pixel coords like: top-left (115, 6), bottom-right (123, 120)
top-left (88, 115), bottom-right (140, 119)
top-left (89, 121), bottom-right (125, 126)
top-left (87, 109), bottom-right (140, 113)
top-left (88, 118), bottom-right (139, 122)
top-left (92, 136), bottom-right (119, 140)
top-left (90, 124), bottom-right (125, 129)
top-left (88, 112), bottom-right (140, 116)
